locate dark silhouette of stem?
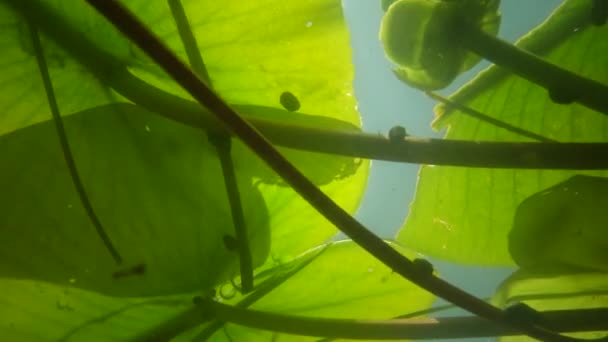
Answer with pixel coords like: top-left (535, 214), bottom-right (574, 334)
top-left (426, 92), bottom-right (556, 142)
top-left (81, 1), bottom-right (586, 340)
top-left (28, 22), bottom-right (122, 264)
top-left (167, 0), bottom-right (253, 293)
top-left (204, 299), bottom-right (608, 340)
top-left (209, 133), bottom-right (253, 293)
top-left (7, 0), bottom-right (608, 170)
top-left (457, 21), bottom-right (608, 115)
top-left (167, 0), bottom-right (211, 85)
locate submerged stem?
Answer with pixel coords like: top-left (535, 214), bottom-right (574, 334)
top-left (167, 0), bottom-right (253, 293)
top-left (28, 22), bottom-right (122, 264)
top-left (426, 92), bottom-right (556, 142)
top-left (205, 299), bottom-right (608, 340)
top-left (458, 21), bottom-right (608, 115)
top-left (167, 0), bottom-right (211, 85)
top-left (8, 0), bottom-right (608, 170)
top-left (209, 133), bottom-right (254, 293)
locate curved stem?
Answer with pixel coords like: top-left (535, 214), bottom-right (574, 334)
top-left (458, 21), bottom-right (608, 115)
top-left (167, 0), bottom-right (253, 293)
top-left (7, 0), bottom-right (608, 170)
top-left (28, 21), bottom-right (122, 264)
top-left (210, 133), bottom-right (254, 293)
top-left (114, 71), bottom-right (608, 170)
top-left (167, 0), bottom-right (211, 85)
top-left (205, 299), bottom-right (608, 340)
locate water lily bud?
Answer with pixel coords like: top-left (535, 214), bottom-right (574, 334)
top-left (380, 0), bottom-right (501, 90)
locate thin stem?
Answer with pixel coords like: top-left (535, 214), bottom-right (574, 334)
top-left (167, 0), bottom-right (253, 293)
top-left (82, 1), bottom-right (582, 340)
top-left (210, 133), bottom-right (253, 293)
top-left (426, 92), bottom-right (556, 142)
top-left (28, 22), bottom-right (122, 264)
top-left (458, 22), bottom-right (608, 115)
top-left (317, 297), bottom-right (493, 342)
top-left (205, 299), bottom-right (608, 340)
top-left (7, 0), bottom-right (608, 170)
top-left (113, 71), bottom-right (608, 170)
top-left (167, 0), bottom-right (211, 85)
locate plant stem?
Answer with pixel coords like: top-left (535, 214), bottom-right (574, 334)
top-left (457, 21), bottom-right (608, 115)
top-left (7, 0), bottom-right (608, 170)
top-left (82, 1), bottom-right (585, 340)
top-left (114, 71), bottom-right (608, 170)
top-left (210, 133), bottom-right (254, 293)
top-left (316, 297), bottom-right (493, 342)
top-left (166, 0), bottom-right (211, 85)
top-left (167, 0), bottom-right (253, 293)
top-left (28, 21), bottom-right (122, 264)
top-left (204, 299), bottom-right (608, 340)
top-left (426, 92), bottom-right (556, 142)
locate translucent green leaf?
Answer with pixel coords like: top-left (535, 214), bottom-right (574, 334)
top-left (203, 241), bottom-right (436, 342)
top-left (398, 0), bottom-right (608, 265)
top-left (0, 104), bottom-right (270, 296)
top-left (492, 270), bottom-right (608, 341)
top-left (0, 279), bottom-right (202, 341)
top-left (0, 0), bottom-right (368, 339)
top-left (509, 175), bottom-right (608, 273)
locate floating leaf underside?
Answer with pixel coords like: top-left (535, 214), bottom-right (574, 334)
top-left (120, 0), bottom-right (370, 259)
top-left (492, 270), bottom-right (608, 341)
top-left (509, 175), bottom-right (608, 273)
top-left (1, 0), bottom-right (368, 261)
top-left (0, 279), bottom-right (198, 342)
top-left (398, 0), bottom-right (608, 265)
top-left (199, 241), bottom-right (435, 342)
top-left (0, 0), bottom-right (368, 340)
top-left (0, 104), bottom-right (270, 297)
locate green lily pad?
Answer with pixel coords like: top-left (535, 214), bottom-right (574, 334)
top-left (0, 103), bottom-right (270, 296)
top-left (509, 175), bottom-right (608, 273)
top-left (398, 0), bottom-right (608, 265)
top-left (0, 0), bottom-right (369, 339)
